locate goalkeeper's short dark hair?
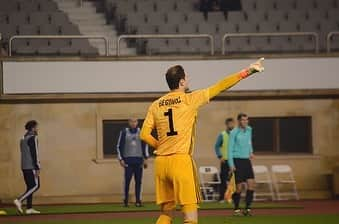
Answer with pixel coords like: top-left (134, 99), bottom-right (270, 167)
top-left (25, 120), bottom-right (38, 131)
top-left (165, 65), bottom-right (185, 90)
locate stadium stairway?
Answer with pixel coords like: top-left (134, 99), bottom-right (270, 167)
top-left (54, 0), bottom-right (136, 56)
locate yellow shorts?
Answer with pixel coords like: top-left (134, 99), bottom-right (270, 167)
top-left (155, 154), bottom-right (201, 205)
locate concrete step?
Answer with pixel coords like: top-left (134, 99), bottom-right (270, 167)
top-left (68, 14), bottom-right (105, 20)
top-left (60, 8), bottom-right (97, 14)
top-left (70, 18), bottom-right (107, 25)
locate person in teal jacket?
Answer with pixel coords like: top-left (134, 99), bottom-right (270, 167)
top-left (214, 118), bottom-right (234, 202)
top-left (228, 113), bottom-right (255, 216)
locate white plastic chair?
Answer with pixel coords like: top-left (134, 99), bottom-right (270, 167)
top-left (199, 166), bottom-right (221, 202)
top-left (253, 165), bottom-right (275, 201)
top-left (271, 165), bottom-right (299, 200)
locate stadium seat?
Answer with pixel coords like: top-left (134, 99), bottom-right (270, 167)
top-left (165, 12), bottom-right (186, 24)
top-left (253, 165), bottom-right (275, 201)
top-left (271, 165), bottom-right (299, 200)
top-left (199, 166), bottom-right (221, 202)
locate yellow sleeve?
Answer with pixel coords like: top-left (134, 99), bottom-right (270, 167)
top-left (140, 104), bottom-right (158, 149)
top-left (208, 70), bottom-right (247, 99)
top-left (188, 89), bottom-right (210, 108)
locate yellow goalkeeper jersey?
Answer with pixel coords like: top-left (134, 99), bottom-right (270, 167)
top-left (142, 89), bottom-right (210, 156)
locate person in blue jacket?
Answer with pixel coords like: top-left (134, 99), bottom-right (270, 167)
top-left (228, 113), bottom-right (255, 216)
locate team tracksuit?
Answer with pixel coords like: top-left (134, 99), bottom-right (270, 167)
top-left (117, 128), bottom-right (149, 204)
top-left (16, 131), bottom-right (40, 209)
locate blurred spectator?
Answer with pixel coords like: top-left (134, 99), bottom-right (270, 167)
top-left (220, 0), bottom-right (242, 17)
top-left (200, 0), bottom-right (221, 19)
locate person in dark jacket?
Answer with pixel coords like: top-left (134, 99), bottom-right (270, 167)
top-left (14, 120), bottom-right (41, 215)
top-left (117, 118), bottom-right (149, 207)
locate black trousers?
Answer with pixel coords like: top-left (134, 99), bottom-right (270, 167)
top-left (124, 162), bottom-right (143, 203)
top-left (18, 170), bottom-right (40, 209)
top-left (219, 161), bottom-right (230, 200)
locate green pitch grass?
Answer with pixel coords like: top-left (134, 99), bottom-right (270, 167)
top-left (2, 202), bottom-right (302, 216)
top-left (23, 215), bottom-right (339, 224)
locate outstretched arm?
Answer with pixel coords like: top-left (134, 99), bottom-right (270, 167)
top-left (208, 58), bottom-right (265, 99)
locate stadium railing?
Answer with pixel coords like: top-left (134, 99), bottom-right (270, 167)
top-left (327, 31), bottom-right (339, 53)
top-left (116, 34), bottom-right (215, 56)
top-left (8, 35), bottom-right (110, 56)
top-left (222, 32), bottom-right (320, 55)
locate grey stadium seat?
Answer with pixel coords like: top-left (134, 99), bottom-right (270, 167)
top-left (174, 1), bottom-right (194, 11)
top-left (157, 24), bottom-right (178, 34)
top-left (146, 39), bottom-right (169, 55)
top-left (135, 24), bottom-right (157, 34)
top-left (165, 12), bottom-right (186, 24)
top-left (177, 23), bottom-right (198, 34)
top-left (287, 10), bottom-right (307, 23)
top-left (38, 40), bottom-right (68, 55)
top-left (135, 1), bottom-right (156, 13)
top-left (155, 1), bottom-right (176, 12)
top-left (126, 13), bottom-right (146, 27)
top-left (278, 21), bottom-right (299, 32)
top-left (18, 25), bottom-right (39, 35)
top-left (7, 12), bottom-right (28, 25)
top-left (38, 0), bottom-right (58, 12)
top-left (275, 0), bottom-right (297, 10)
top-left (207, 12), bottom-right (226, 23)
top-left (60, 39), bottom-right (98, 56)
top-left (29, 12), bottom-right (51, 25)
top-left (254, 0), bottom-right (276, 11)
top-left (227, 11), bottom-right (246, 23)
top-left (60, 24), bottom-right (80, 35)
top-left (146, 12), bottom-right (166, 25)
top-left (241, 0), bottom-right (256, 11)
top-left (198, 23), bottom-right (217, 34)
top-left (0, 1), bottom-right (18, 12)
top-left (188, 39), bottom-right (211, 54)
top-left (267, 11), bottom-right (288, 23)
top-left (258, 21), bottom-right (279, 33)
top-left (185, 12), bottom-right (205, 24)
top-left (218, 22), bottom-right (239, 35)
top-left (245, 10), bottom-right (268, 23)
top-left (50, 12), bottom-right (71, 25)
top-left (237, 22), bottom-right (258, 33)
top-left (39, 24), bottom-right (61, 35)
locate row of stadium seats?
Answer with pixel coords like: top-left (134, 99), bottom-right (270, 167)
top-left (0, 0), bottom-right (58, 12)
top-left (108, 0), bottom-right (339, 13)
top-left (0, 0), bottom-right (99, 56)
top-left (123, 10), bottom-right (339, 27)
top-left (0, 12), bottom-right (70, 26)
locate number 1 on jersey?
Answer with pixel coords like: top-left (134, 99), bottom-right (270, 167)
top-left (164, 108), bottom-right (178, 136)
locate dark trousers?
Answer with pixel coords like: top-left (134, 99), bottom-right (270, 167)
top-left (18, 170), bottom-right (40, 209)
top-left (219, 161), bottom-right (230, 200)
top-left (124, 162), bottom-right (143, 203)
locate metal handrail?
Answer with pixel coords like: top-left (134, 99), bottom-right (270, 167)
top-left (9, 35), bottom-right (109, 56)
top-left (326, 31), bottom-right (339, 53)
top-left (222, 32), bottom-right (319, 55)
top-left (117, 34), bottom-right (215, 56)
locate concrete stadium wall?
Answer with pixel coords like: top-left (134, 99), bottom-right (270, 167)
top-left (3, 57), bottom-right (339, 94)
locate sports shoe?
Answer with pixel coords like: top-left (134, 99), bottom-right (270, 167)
top-left (135, 202), bottom-right (143, 207)
top-left (218, 200), bottom-right (225, 204)
top-left (26, 208), bottom-right (40, 215)
top-left (243, 208), bottom-right (252, 216)
top-left (123, 200), bottom-right (129, 207)
top-left (13, 199), bottom-right (23, 214)
top-left (233, 209), bottom-right (242, 216)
